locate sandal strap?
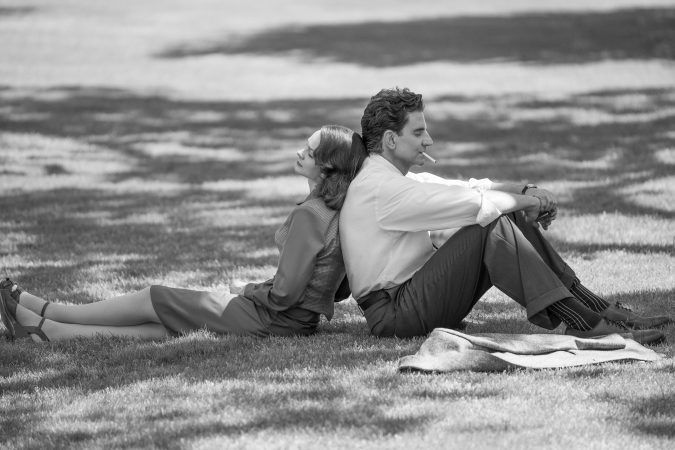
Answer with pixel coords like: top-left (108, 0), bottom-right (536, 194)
top-left (25, 317), bottom-right (50, 342)
top-left (40, 302), bottom-right (49, 317)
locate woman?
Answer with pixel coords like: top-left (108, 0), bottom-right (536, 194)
top-left (1, 125), bottom-right (368, 342)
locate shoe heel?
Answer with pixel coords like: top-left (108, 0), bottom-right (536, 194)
top-left (10, 317), bottom-right (49, 342)
top-left (1, 289), bottom-right (34, 340)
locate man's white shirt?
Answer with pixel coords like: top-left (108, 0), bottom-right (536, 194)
top-left (340, 154), bottom-right (501, 299)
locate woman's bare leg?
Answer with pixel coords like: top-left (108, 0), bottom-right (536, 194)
top-left (19, 287), bottom-right (161, 326)
top-left (15, 291), bottom-right (50, 315)
top-left (15, 304), bottom-right (169, 342)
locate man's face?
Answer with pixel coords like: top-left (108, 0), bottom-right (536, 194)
top-left (384, 111), bottom-right (433, 172)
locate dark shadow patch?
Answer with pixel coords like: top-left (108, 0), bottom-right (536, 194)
top-left (43, 164), bottom-right (69, 175)
top-left (656, 363), bottom-right (675, 374)
top-left (595, 392), bottom-right (675, 438)
top-left (565, 366), bottom-right (608, 379)
top-left (632, 394), bottom-right (675, 438)
top-left (407, 385), bottom-right (502, 401)
top-left (0, 7), bottom-right (35, 17)
top-left (551, 242), bottom-right (675, 256)
top-left (636, 422), bottom-right (675, 437)
top-left (451, 421), bottom-right (523, 433)
top-left (138, 405), bottom-right (434, 445)
top-left (158, 8), bottom-right (675, 66)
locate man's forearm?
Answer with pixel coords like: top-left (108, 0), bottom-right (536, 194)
top-left (483, 190), bottom-right (540, 215)
top-left (489, 182), bottom-right (532, 195)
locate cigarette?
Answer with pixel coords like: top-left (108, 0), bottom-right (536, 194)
top-left (421, 152), bottom-right (437, 164)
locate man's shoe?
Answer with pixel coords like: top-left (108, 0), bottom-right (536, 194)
top-left (600, 302), bottom-right (673, 329)
top-left (565, 318), bottom-right (665, 346)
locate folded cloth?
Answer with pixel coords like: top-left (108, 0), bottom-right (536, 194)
top-left (398, 328), bottom-right (663, 372)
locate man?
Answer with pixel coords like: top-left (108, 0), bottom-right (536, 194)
top-left (340, 87), bottom-right (670, 343)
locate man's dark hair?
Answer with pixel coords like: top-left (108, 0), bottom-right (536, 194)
top-left (360, 87), bottom-right (424, 154)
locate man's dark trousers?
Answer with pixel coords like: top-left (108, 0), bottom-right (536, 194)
top-left (361, 213), bottom-right (577, 337)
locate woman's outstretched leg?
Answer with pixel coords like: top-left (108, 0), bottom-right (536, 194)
top-left (15, 290), bottom-right (50, 315)
top-left (15, 304), bottom-right (168, 342)
top-left (19, 287), bottom-right (161, 326)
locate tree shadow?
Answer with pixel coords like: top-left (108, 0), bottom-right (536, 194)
top-left (0, 6), bottom-right (35, 17)
top-left (547, 241), bottom-right (674, 256)
top-left (2, 85), bottom-right (673, 301)
top-left (157, 8), bottom-right (675, 66)
top-left (0, 186), bottom-right (287, 301)
top-left (0, 331), bottom-right (434, 447)
top-left (0, 86), bottom-right (364, 183)
top-left (426, 88), bottom-right (675, 219)
top-left (23, 403), bottom-right (435, 448)
top-left (596, 392), bottom-right (675, 438)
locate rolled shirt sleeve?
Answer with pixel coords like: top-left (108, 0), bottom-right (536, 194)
top-left (244, 207), bottom-right (324, 311)
top-left (377, 173), bottom-right (501, 231)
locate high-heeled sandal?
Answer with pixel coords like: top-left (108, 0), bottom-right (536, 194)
top-left (13, 316), bottom-right (50, 342)
top-left (0, 277), bottom-right (49, 316)
top-left (0, 290), bottom-right (49, 341)
top-left (0, 278), bottom-right (22, 300)
top-left (1, 289), bottom-right (28, 340)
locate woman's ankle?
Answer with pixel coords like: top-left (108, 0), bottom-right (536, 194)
top-left (17, 292), bottom-right (49, 316)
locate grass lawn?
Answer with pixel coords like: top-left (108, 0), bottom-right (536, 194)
top-left (1, 1), bottom-right (674, 449)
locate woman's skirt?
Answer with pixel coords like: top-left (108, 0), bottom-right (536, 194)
top-left (149, 285), bottom-right (319, 337)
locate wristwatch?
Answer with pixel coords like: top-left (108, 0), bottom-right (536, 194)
top-left (522, 183), bottom-right (537, 194)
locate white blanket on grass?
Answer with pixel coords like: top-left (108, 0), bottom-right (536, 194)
top-left (398, 328), bottom-right (663, 372)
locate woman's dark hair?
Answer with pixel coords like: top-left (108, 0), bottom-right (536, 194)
top-left (313, 125), bottom-right (368, 210)
top-left (360, 87), bottom-right (424, 154)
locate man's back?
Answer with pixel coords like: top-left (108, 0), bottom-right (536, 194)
top-left (339, 155), bottom-right (435, 299)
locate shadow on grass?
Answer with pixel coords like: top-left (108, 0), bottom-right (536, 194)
top-left (158, 8), bottom-right (675, 66)
top-left (26, 405), bottom-right (435, 447)
top-left (550, 241), bottom-right (675, 256)
top-left (596, 392), bottom-right (675, 438)
top-left (1, 84), bottom-right (672, 304)
top-left (0, 187), bottom-right (283, 300)
top-left (0, 330), bottom-right (435, 446)
top-left (0, 6), bottom-right (35, 17)
top-left (604, 288), bottom-right (675, 315)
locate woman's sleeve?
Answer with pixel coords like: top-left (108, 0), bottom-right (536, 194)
top-left (243, 208), bottom-right (324, 311)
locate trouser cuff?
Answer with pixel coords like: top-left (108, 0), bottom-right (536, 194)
top-left (526, 286), bottom-right (571, 329)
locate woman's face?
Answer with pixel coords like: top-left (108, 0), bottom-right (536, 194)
top-left (294, 129), bottom-right (322, 182)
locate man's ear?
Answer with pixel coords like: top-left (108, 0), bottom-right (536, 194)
top-left (383, 130), bottom-right (397, 150)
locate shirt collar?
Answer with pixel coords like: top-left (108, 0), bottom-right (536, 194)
top-left (367, 153), bottom-right (406, 175)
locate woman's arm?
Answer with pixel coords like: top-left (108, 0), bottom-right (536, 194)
top-left (244, 208), bottom-right (324, 311)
